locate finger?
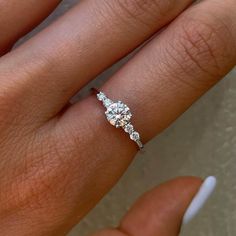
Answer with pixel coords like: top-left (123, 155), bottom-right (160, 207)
top-left (51, 0), bottom-right (235, 223)
top-left (65, 0), bottom-right (236, 145)
top-left (91, 177), bottom-right (203, 236)
top-left (0, 0), bottom-right (61, 55)
top-left (101, 0), bottom-right (236, 142)
top-left (0, 0), bottom-right (194, 120)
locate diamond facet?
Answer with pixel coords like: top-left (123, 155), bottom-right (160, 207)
top-left (95, 89), bottom-right (143, 149)
top-left (103, 99), bottom-right (113, 108)
top-left (105, 101), bottom-right (132, 128)
top-left (97, 92), bottom-right (106, 101)
top-left (124, 123), bottom-right (134, 134)
top-left (130, 131), bottom-right (140, 141)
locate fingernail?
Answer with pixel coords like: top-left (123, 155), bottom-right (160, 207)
top-left (182, 176), bottom-right (217, 225)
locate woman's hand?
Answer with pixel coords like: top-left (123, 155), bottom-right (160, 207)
top-left (0, 0), bottom-right (235, 235)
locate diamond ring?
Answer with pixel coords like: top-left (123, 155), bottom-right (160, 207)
top-left (92, 88), bottom-right (143, 150)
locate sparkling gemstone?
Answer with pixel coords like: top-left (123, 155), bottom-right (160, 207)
top-left (103, 99), bottom-right (113, 108)
top-left (97, 92), bottom-right (106, 101)
top-left (130, 131), bottom-right (140, 141)
top-left (124, 123), bottom-right (134, 134)
top-left (105, 101), bottom-right (132, 128)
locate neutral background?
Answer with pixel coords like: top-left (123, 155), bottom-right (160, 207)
top-left (21, 1), bottom-right (236, 235)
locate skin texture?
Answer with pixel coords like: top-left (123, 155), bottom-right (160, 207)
top-left (0, 0), bottom-right (235, 235)
top-left (0, 0), bottom-right (62, 54)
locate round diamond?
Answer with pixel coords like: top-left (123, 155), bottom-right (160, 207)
top-left (97, 92), bottom-right (106, 101)
top-left (105, 101), bottom-right (132, 128)
top-left (124, 123), bottom-right (134, 134)
top-left (130, 131), bottom-right (140, 141)
top-left (104, 99), bottom-right (113, 108)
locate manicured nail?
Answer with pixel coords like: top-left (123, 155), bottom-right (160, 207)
top-left (182, 176), bottom-right (217, 225)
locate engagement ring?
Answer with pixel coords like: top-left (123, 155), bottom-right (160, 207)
top-left (92, 88), bottom-right (143, 150)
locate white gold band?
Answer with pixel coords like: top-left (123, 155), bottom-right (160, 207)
top-left (93, 89), bottom-right (143, 150)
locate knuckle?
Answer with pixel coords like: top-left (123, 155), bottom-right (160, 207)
top-left (181, 18), bottom-right (228, 73)
top-left (166, 15), bottom-right (235, 88)
top-left (105, 0), bottom-right (174, 27)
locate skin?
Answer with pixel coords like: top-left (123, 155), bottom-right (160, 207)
top-left (0, 0), bottom-right (61, 54)
top-left (0, 0), bottom-right (235, 235)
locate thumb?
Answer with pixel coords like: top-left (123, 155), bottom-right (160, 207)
top-left (91, 177), bottom-right (204, 236)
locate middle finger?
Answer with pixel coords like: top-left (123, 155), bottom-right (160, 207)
top-left (0, 0), bottom-right (193, 121)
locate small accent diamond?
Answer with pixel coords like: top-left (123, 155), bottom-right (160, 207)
top-left (130, 131), bottom-right (140, 141)
top-left (97, 92), bottom-right (106, 101)
top-left (94, 89), bottom-right (143, 150)
top-left (124, 123), bottom-right (134, 134)
top-left (104, 99), bottom-right (113, 107)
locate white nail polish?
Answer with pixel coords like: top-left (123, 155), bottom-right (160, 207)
top-left (182, 176), bottom-right (217, 225)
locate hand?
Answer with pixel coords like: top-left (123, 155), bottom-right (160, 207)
top-left (0, 0), bottom-right (235, 235)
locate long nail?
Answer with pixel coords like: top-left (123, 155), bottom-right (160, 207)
top-left (182, 176), bottom-right (217, 225)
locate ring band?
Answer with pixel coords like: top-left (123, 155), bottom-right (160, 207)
top-left (92, 88), bottom-right (144, 150)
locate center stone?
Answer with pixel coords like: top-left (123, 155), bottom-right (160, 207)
top-left (105, 101), bottom-right (132, 128)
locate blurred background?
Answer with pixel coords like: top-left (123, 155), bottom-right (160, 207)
top-left (21, 1), bottom-right (236, 235)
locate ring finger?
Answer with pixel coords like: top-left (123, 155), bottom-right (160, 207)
top-left (64, 0), bottom-right (236, 144)
top-left (52, 0), bottom-right (236, 220)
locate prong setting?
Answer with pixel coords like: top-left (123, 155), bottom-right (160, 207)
top-left (96, 91), bottom-right (143, 150)
top-left (105, 101), bottom-right (132, 128)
